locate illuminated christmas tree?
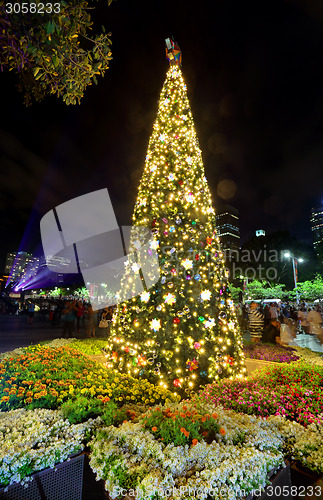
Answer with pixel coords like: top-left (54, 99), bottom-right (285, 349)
top-left (107, 39), bottom-right (246, 397)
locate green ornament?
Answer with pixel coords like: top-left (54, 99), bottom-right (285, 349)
top-left (132, 357), bottom-right (138, 366)
top-left (192, 220), bottom-right (196, 225)
top-left (198, 316), bottom-right (205, 322)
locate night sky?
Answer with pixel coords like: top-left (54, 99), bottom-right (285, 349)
top-left (1, 0), bottom-right (323, 272)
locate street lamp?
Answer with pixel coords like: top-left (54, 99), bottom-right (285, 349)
top-left (284, 252), bottom-right (304, 304)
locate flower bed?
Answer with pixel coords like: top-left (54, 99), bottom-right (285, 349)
top-left (199, 363), bottom-right (323, 427)
top-left (89, 400), bottom-right (323, 499)
top-left (243, 344), bottom-right (299, 363)
top-left (89, 401), bottom-right (286, 500)
top-left (0, 408), bottom-right (98, 488)
top-left (0, 346), bottom-right (178, 412)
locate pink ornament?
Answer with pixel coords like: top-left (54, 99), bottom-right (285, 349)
top-left (194, 342), bottom-right (201, 349)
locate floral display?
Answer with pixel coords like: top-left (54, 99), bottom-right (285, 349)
top-left (89, 401), bottom-right (285, 500)
top-left (199, 363), bottom-right (323, 427)
top-left (0, 408), bottom-right (99, 487)
top-left (0, 346), bottom-right (179, 412)
top-left (243, 343), bottom-right (300, 363)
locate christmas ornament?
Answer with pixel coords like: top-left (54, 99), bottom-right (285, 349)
top-left (185, 193), bottom-right (194, 203)
top-left (147, 358), bottom-right (154, 365)
top-left (181, 259), bottom-right (193, 270)
top-left (111, 351), bottom-right (118, 361)
top-left (206, 237), bottom-right (212, 245)
top-left (164, 230), bottom-right (168, 237)
top-left (173, 317), bottom-right (180, 324)
top-left (154, 367), bottom-right (160, 374)
top-left (204, 318), bottom-right (216, 329)
top-left (161, 277), bottom-right (166, 284)
top-left (124, 346), bottom-right (130, 353)
top-left (195, 254), bottom-right (200, 261)
top-left (164, 293), bottom-right (176, 305)
top-left (186, 358), bottom-right (199, 371)
top-left (150, 239), bottom-right (159, 250)
top-left (167, 282), bottom-right (174, 289)
top-left (152, 219), bottom-right (156, 227)
top-left (200, 371), bottom-right (207, 378)
top-left (194, 342), bottom-right (201, 349)
top-left (201, 290), bottom-right (212, 301)
top-left (173, 379), bottom-right (181, 387)
top-left (169, 226), bottom-right (175, 233)
top-left (140, 291), bottom-right (150, 302)
top-left (150, 319), bottom-right (162, 332)
top-left (156, 305), bottom-right (162, 311)
top-left (194, 274), bottom-right (201, 281)
top-left (175, 217), bottom-right (182, 224)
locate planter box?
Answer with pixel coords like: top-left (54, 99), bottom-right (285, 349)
top-left (290, 461), bottom-right (323, 493)
top-left (246, 358), bottom-right (278, 375)
top-left (0, 453), bottom-right (84, 500)
top-left (245, 463), bottom-right (291, 500)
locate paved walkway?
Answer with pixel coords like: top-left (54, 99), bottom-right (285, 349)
top-left (0, 313), bottom-right (91, 353)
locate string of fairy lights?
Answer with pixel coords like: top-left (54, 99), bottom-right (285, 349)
top-left (105, 64), bottom-right (246, 396)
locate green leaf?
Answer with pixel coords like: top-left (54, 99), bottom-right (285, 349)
top-left (33, 67), bottom-right (41, 77)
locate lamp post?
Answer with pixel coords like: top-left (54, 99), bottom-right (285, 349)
top-left (284, 252), bottom-right (304, 304)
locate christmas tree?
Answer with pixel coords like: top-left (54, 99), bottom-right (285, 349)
top-left (106, 40), bottom-right (246, 397)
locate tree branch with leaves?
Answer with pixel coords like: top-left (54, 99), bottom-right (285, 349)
top-left (0, 0), bottom-right (114, 105)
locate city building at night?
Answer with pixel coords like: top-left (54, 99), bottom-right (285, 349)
top-left (216, 204), bottom-right (240, 251)
top-left (5, 251), bottom-right (40, 284)
top-left (310, 206), bottom-right (323, 255)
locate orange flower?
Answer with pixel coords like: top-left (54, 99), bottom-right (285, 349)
top-left (186, 411), bottom-right (192, 417)
top-left (192, 439), bottom-right (198, 446)
top-left (180, 427), bottom-right (186, 433)
top-left (1, 396), bottom-right (9, 402)
top-left (205, 414), bottom-right (210, 420)
top-left (180, 412), bottom-right (186, 418)
top-left (184, 430), bottom-right (189, 438)
top-left (152, 426), bottom-right (157, 432)
top-left (212, 413), bottom-right (218, 419)
top-left (219, 428), bottom-right (226, 436)
top-left (25, 397), bottom-right (32, 403)
top-left (201, 416), bottom-right (206, 422)
top-left (182, 406), bottom-right (188, 411)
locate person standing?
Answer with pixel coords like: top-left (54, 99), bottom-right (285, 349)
top-left (27, 301), bottom-right (35, 325)
top-left (62, 301), bottom-right (76, 338)
top-left (248, 302), bottom-right (264, 342)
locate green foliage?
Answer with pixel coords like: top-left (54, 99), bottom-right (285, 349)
top-left (0, 0), bottom-right (114, 105)
top-left (245, 279), bottom-right (286, 300)
top-left (60, 395), bottom-right (104, 423)
top-left (141, 405), bottom-right (221, 446)
top-left (291, 274), bottom-right (323, 301)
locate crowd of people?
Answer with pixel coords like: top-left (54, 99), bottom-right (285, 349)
top-left (237, 300), bottom-right (323, 345)
top-left (0, 297), bottom-right (114, 339)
